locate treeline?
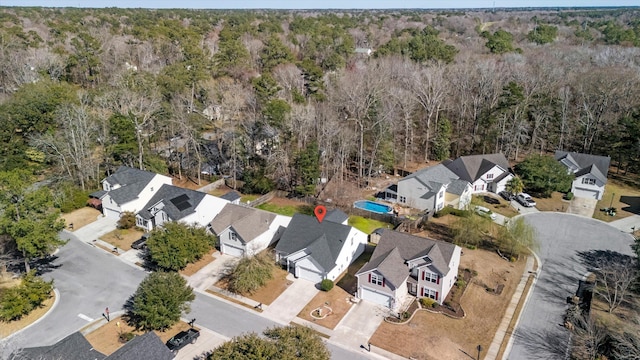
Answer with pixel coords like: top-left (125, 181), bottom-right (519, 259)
top-left (0, 7), bottom-right (639, 195)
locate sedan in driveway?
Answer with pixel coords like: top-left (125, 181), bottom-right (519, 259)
top-left (516, 193), bottom-right (537, 207)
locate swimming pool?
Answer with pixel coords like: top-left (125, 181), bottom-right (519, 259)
top-left (353, 200), bottom-right (393, 214)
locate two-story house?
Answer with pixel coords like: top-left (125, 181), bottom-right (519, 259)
top-left (355, 229), bottom-right (461, 311)
top-left (555, 151), bottom-right (610, 200)
top-left (442, 153), bottom-right (513, 194)
top-left (395, 164), bottom-right (472, 213)
top-left (89, 166), bottom-right (173, 218)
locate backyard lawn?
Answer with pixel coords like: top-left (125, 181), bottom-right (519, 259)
top-left (348, 216), bottom-right (392, 234)
top-left (593, 180), bottom-right (640, 222)
top-left (256, 197), bottom-right (313, 217)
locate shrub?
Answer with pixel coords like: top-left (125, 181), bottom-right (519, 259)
top-left (228, 252), bottom-right (275, 294)
top-left (565, 192), bottom-right (574, 200)
top-left (54, 182), bottom-right (93, 213)
top-left (117, 211), bottom-right (136, 229)
top-left (0, 271), bottom-right (53, 321)
top-left (320, 279), bottom-right (334, 292)
top-left (456, 279), bottom-right (467, 288)
top-left (420, 297), bottom-right (437, 308)
top-left (119, 332), bottom-right (135, 343)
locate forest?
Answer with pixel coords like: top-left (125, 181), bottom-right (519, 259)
top-left (0, 7), bottom-right (639, 196)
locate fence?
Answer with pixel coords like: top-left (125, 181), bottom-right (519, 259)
top-left (196, 178), bottom-right (226, 193)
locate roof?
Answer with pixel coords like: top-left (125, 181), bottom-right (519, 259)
top-left (90, 190), bottom-right (107, 199)
top-left (554, 151), bottom-right (610, 184)
top-left (106, 332), bottom-right (173, 360)
top-left (356, 229), bottom-right (457, 285)
top-left (324, 209), bottom-right (349, 224)
top-left (275, 213), bottom-right (354, 272)
top-left (444, 153), bottom-right (510, 182)
top-left (13, 332), bottom-right (106, 360)
top-left (210, 203), bottom-right (277, 243)
top-left (401, 164), bottom-right (461, 198)
top-left (447, 179), bottom-right (470, 195)
top-left (219, 191), bottom-right (241, 202)
top-left (137, 184), bottom-right (207, 221)
top-left (103, 166), bottom-right (159, 205)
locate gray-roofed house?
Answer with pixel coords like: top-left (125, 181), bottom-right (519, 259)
top-left (395, 163), bottom-right (473, 213)
top-left (275, 213), bottom-right (368, 283)
top-left (105, 332), bottom-right (173, 360)
top-left (209, 203), bottom-right (291, 257)
top-left (355, 229), bottom-right (461, 311)
top-left (90, 166), bottom-right (173, 218)
top-left (443, 153), bottom-right (513, 194)
top-left (555, 151), bottom-right (611, 200)
top-left (135, 184), bottom-right (229, 231)
top-left (219, 191), bottom-right (241, 204)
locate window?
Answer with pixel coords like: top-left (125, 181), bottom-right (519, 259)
top-left (370, 273), bottom-right (383, 286)
top-left (229, 231), bottom-right (238, 241)
top-left (399, 196), bottom-right (406, 203)
top-left (438, 191), bottom-right (444, 199)
top-left (474, 184), bottom-right (484, 191)
top-left (422, 288), bottom-right (438, 300)
top-left (582, 178), bottom-right (596, 185)
top-left (486, 173), bottom-right (494, 180)
top-left (422, 271), bottom-right (438, 283)
top-left (150, 187), bottom-right (154, 192)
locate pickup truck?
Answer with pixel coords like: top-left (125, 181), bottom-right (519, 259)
top-left (166, 328), bottom-right (200, 354)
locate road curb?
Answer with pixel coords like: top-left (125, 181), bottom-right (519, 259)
top-left (3, 287), bottom-right (61, 342)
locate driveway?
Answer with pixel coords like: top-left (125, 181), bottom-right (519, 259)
top-left (261, 276), bottom-right (319, 323)
top-left (507, 213), bottom-right (634, 360)
top-left (510, 200), bottom-right (539, 214)
top-left (609, 214), bottom-right (640, 233)
top-left (70, 215), bottom-right (118, 242)
top-left (332, 301), bottom-right (387, 350)
top-left (566, 197), bottom-right (598, 218)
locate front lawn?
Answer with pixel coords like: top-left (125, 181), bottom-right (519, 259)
top-left (179, 248), bottom-right (217, 276)
top-left (100, 228), bottom-right (144, 251)
top-left (533, 191), bottom-right (568, 212)
top-left (60, 207), bottom-right (101, 231)
top-left (348, 216), bottom-right (391, 234)
top-left (593, 180), bottom-right (640, 222)
top-left (215, 266), bottom-right (291, 306)
top-left (297, 286), bottom-right (353, 330)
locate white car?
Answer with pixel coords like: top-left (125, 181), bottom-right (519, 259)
top-left (475, 206), bottom-right (497, 220)
top-left (516, 193), bottom-right (537, 207)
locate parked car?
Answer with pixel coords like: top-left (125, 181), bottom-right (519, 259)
top-left (499, 191), bottom-right (514, 201)
top-left (475, 206), bottom-right (497, 220)
top-left (131, 233), bottom-right (150, 250)
top-left (166, 328), bottom-right (200, 354)
top-left (516, 193), bottom-right (537, 207)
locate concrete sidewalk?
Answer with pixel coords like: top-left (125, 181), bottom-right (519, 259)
top-left (609, 215), bottom-right (640, 233)
top-left (485, 254), bottom-right (537, 360)
top-left (261, 275), bottom-right (318, 324)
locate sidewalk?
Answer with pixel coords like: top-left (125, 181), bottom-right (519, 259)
top-left (609, 215), bottom-right (640, 233)
top-left (485, 254), bottom-right (537, 360)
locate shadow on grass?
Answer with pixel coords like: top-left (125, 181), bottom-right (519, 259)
top-left (512, 325), bottom-right (570, 360)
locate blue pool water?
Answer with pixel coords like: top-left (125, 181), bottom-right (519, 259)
top-left (353, 200), bottom-right (393, 214)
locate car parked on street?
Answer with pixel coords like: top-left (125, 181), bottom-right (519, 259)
top-left (475, 205), bottom-right (497, 220)
top-left (516, 193), bottom-right (537, 207)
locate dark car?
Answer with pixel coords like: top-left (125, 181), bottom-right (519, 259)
top-left (166, 328), bottom-right (200, 354)
top-left (131, 233), bottom-right (150, 250)
top-left (499, 191), bottom-right (514, 201)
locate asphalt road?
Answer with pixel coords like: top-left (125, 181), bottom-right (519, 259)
top-left (507, 213), bottom-right (635, 360)
top-left (9, 233), bottom-right (371, 360)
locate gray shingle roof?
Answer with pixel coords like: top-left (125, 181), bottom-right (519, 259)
top-left (447, 179), bottom-right (470, 195)
top-left (275, 213), bottom-right (353, 272)
top-left (444, 153), bottom-right (510, 182)
top-left (106, 332), bottom-right (173, 360)
top-left (210, 203), bottom-right (276, 243)
top-left (555, 151), bottom-right (610, 184)
top-left (220, 191), bottom-right (241, 202)
top-left (324, 209), bottom-right (349, 224)
top-left (103, 166), bottom-right (158, 205)
top-left (356, 229), bottom-right (456, 283)
top-left (137, 184), bottom-right (206, 221)
top-left (13, 332), bottom-right (106, 360)
top-left (90, 190), bottom-right (107, 199)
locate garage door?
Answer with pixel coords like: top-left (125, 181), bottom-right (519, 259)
top-left (360, 287), bottom-right (392, 308)
top-left (103, 207), bottom-right (121, 218)
top-left (222, 243), bottom-right (245, 257)
top-left (574, 187), bottom-right (599, 199)
top-left (296, 266), bottom-right (323, 283)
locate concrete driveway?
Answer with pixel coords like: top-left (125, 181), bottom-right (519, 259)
top-left (566, 197), bottom-right (598, 218)
top-left (507, 213), bottom-right (634, 360)
top-left (510, 200), bottom-right (539, 214)
top-left (332, 301), bottom-right (387, 350)
top-left (70, 215), bottom-right (118, 242)
top-left (261, 276), bottom-right (319, 323)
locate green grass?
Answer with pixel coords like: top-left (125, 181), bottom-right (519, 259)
top-left (348, 216), bottom-right (392, 234)
top-left (240, 194), bottom-right (260, 203)
top-left (256, 203), bottom-right (314, 217)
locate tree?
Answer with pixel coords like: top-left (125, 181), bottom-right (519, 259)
top-left (483, 29), bottom-right (515, 54)
top-left (0, 170), bottom-right (66, 272)
top-left (128, 271), bottom-right (195, 331)
top-left (208, 325), bottom-right (330, 360)
top-left (0, 270), bottom-right (53, 321)
top-left (497, 217), bottom-right (537, 258)
top-left (514, 155), bottom-right (573, 197)
top-left (146, 222), bottom-right (216, 271)
top-left (432, 117), bottom-right (452, 161)
top-left (527, 24), bottom-right (558, 45)
top-left (452, 213), bottom-right (489, 248)
top-left (293, 141), bottom-right (320, 196)
top-left (505, 176), bottom-right (524, 196)
top-left (227, 252), bottom-right (275, 295)
top-left (595, 257), bottom-right (637, 313)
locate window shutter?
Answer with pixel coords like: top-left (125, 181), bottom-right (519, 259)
top-left (437, 275), bottom-right (440, 285)
top-left (382, 278), bottom-right (385, 288)
top-left (368, 273), bottom-right (371, 283)
top-left (421, 287), bottom-right (424, 297)
top-left (436, 291), bottom-right (439, 301)
top-left (421, 271), bottom-right (424, 281)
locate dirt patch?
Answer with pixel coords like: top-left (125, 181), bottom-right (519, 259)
top-left (100, 228), bottom-right (144, 251)
top-left (61, 207), bottom-right (101, 231)
top-left (215, 267), bottom-right (291, 306)
top-left (0, 292), bottom-right (55, 338)
top-left (172, 176), bottom-right (210, 190)
top-left (298, 286), bottom-right (353, 330)
top-left (180, 249), bottom-right (216, 277)
top-left (85, 317), bottom-right (194, 355)
top-left (370, 249), bottom-right (526, 359)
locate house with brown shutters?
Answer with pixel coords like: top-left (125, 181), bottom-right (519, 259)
top-left (355, 229), bottom-right (461, 311)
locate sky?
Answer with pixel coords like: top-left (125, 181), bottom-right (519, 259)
top-left (0, 0), bottom-right (638, 9)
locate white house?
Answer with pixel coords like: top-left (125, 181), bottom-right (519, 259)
top-left (275, 213), bottom-right (368, 283)
top-left (135, 184), bottom-right (228, 231)
top-left (89, 166), bottom-right (173, 218)
top-left (209, 203), bottom-right (291, 257)
top-left (442, 153), bottom-right (513, 194)
top-left (555, 151), bottom-right (611, 200)
top-left (355, 229), bottom-right (461, 311)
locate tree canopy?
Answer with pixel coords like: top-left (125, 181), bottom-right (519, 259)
top-left (146, 222), bottom-right (216, 271)
top-left (514, 155), bottom-right (573, 197)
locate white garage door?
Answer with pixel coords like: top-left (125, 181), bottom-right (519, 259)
top-left (360, 287), bottom-right (392, 308)
top-left (103, 207), bottom-right (120, 218)
top-left (574, 188), bottom-right (599, 199)
top-left (296, 266), bottom-right (323, 283)
top-left (222, 243), bottom-right (245, 257)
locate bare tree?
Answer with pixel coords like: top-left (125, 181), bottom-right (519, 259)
top-left (613, 331), bottom-right (640, 360)
top-left (595, 257), bottom-right (637, 313)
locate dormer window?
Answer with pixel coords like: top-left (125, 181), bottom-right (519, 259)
top-left (486, 173), bottom-right (494, 180)
top-left (582, 178), bottom-right (596, 185)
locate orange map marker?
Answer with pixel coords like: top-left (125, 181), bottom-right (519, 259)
top-left (314, 205), bottom-right (327, 223)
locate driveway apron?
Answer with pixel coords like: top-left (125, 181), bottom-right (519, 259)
top-left (261, 277), bottom-right (318, 324)
top-left (69, 215), bottom-right (119, 242)
top-left (332, 301), bottom-right (387, 350)
top-left (566, 197), bottom-right (597, 217)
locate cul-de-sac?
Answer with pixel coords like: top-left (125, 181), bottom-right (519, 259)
top-left (1, 5), bottom-right (639, 360)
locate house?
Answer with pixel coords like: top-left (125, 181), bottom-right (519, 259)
top-left (395, 163), bottom-right (473, 213)
top-left (442, 153), bottom-right (513, 194)
top-left (555, 151), bottom-right (611, 200)
top-left (355, 229), bottom-right (461, 311)
top-left (90, 166), bottom-right (173, 218)
top-left (12, 331), bottom-right (173, 360)
top-left (275, 213), bottom-right (368, 283)
top-left (135, 184), bottom-right (228, 231)
top-left (209, 203), bottom-right (291, 257)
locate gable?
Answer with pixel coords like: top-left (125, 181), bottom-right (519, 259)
top-left (137, 184), bottom-right (207, 221)
top-left (210, 203), bottom-right (277, 242)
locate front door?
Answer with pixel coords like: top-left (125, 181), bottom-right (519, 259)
top-left (408, 282), bottom-right (417, 296)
